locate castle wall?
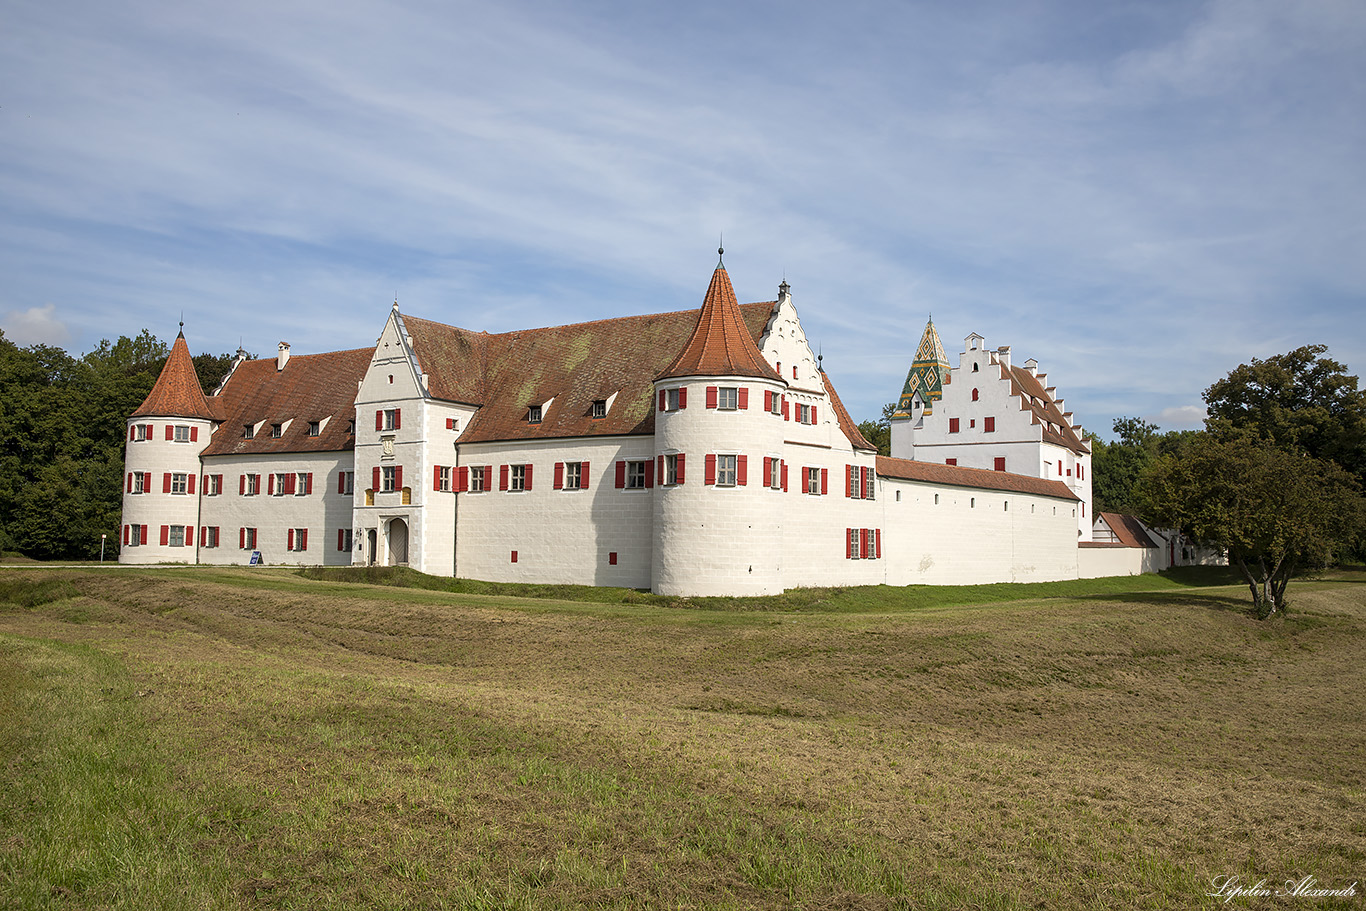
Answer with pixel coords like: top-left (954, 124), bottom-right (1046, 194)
top-left (119, 417), bottom-right (210, 564)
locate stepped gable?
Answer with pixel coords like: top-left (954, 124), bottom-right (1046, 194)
top-left (200, 348), bottom-right (374, 456)
top-left (657, 265), bottom-right (783, 382)
top-left (132, 332), bottom-right (213, 420)
top-left (877, 455), bottom-right (1079, 500)
top-left (400, 315), bottom-right (489, 406)
top-left (821, 369), bottom-right (878, 452)
top-left (1006, 363), bottom-right (1089, 455)
top-left (454, 302), bottom-right (775, 443)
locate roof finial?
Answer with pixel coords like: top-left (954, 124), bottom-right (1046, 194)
top-left (178, 312), bottom-right (185, 338)
top-left (717, 233), bottom-right (724, 267)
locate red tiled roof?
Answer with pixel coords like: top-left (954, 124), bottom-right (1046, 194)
top-left (1005, 364), bottom-right (1089, 455)
top-left (1096, 512), bottom-right (1159, 548)
top-left (132, 333), bottom-right (213, 420)
top-left (200, 348), bottom-right (373, 456)
top-left (876, 455), bottom-right (1080, 500)
top-left (821, 370), bottom-right (878, 452)
top-left (400, 315), bottom-right (489, 405)
top-left (657, 266), bottom-right (783, 382)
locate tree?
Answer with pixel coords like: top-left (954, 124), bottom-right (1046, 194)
top-left (1090, 417), bottom-right (1200, 515)
top-left (1204, 344), bottom-right (1366, 480)
top-left (856, 403), bottom-right (896, 457)
top-left (1139, 433), bottom-right (1364, 618)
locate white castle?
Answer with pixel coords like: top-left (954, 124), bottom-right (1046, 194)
top-left (119, 256), bottom-right (1172, 594)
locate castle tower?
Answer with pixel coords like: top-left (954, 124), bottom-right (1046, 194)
top-left (889, 317), bottom-right (950, 458)
top-left (652, 253), bottom-right (787, 596)
top-left (120, 329), bottom-right (214, 563)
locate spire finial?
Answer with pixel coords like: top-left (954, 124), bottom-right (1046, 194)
top-left (717, 233), bottom-right (724, 267)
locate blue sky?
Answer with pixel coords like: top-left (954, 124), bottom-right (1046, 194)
top-left (2, 0), bottom-right (1363, 439)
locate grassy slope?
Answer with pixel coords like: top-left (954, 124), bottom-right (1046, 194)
top-left (1, 568), bottom-right (1363, 909)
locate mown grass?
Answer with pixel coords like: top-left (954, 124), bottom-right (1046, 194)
top-left (1, 567), bottom-right (1364, 909)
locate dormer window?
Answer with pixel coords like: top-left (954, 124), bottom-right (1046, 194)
top-left (347, 419), bottom-right (355, 434)
top-left (271, 423), bottom-right (283, 439)
top-left (528, 405), bottom-right (542, 424)
top-left (307, 421), bottom-right (320, 437)
top-left (243, 424), bottom-right (255, 439)
top-left (591, 400), bottom-right (607, 419)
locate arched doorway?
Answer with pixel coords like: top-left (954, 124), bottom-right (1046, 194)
top-left (386, 518), bottom-right (409, 566)
top-left (366, 529), bottom-right (377, 566)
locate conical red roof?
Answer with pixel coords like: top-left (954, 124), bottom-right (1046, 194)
top-left (658, 265), bottom-right (782, 381)
top-left (132, 332), bottom-right (213, 419)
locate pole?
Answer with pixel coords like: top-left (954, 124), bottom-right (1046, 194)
top-left (100, 534), bottom-right (106, 563)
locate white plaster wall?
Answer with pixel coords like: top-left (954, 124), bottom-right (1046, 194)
top-left (780, 445), bottom-right (886, 589)
top-left (197, 451), bottom-right (355, 566)
top-left (119, 417), bottom-right (210, 564)
top-left (1077, 546), bottom-right (1167, 578)
top-left (454, 437), bottom-right (656, 587)
top-left (881, 479), bottom-right (1079, 584)
top-left (654, 377), bottom-right (788, 595)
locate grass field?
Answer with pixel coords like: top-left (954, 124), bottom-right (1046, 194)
top-left (1, 566), bottom-right (1363, 909)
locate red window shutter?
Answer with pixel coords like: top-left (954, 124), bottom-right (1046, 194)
top-left (812, 406), bottom-right (818, 424)
top-left (781, 462), bottom-right (788, 492)
top-left (821, 468), bottom-right (828, 495)
top-left (783, 398), bottom-right (790, 421)
top-left (190, 426), bottom-right (198, 442)
top-left (877, 530), bottom-right (883, 559)
top-left (763, 457), bottom-right (772, 486)
top-left (186, 526), bottom-right (194, 546)
top-left (126, 473), bottom-right (133, 493)
top-left (645, 459), bottom-right (654, 488)
top-left (659, 390), bottom-right (667, 411)
top-left (764, 390), bottom-right (773, 411)
top-left (301, 529), bottom-right (308, 551)
top-left (615, 460), bottom-right (626, 489)
top-left (678, 387), bottom-right (687, 409)
top-left (657, 454), bottom-right (665, 483)
top-left (395, 466), bottom-right (403, 489)
top-left (166, 425), bottom-right (174, 441)
top-left (676, 453), bottom-right (685, 483)
top-left (372, 467), bottom-right (381, 491)
top-left (434, 466), bottom-right (442, 491)
top-left (338, 472), bottom-right (346, 494)
top-left (240, 528), bottom-right (245, 549)
top-left (188, 474), bottom-right (196, 494)
top-left (949, 418), bottom-right (960, 433)
top-left (285, 473), bottom-right (295, 495)
top-left (609, 552), bottom-right (617, 565)
top-left (240, 474), bottom-right (246, 495)
top-left (268, 473), bottom-right (275, 495)
top-left (160, 525), bottom-right (169, 546)
top-left (994, 457), bottom-right (1006, 472)
top-left (985, 417), bottom-right (995, 433)
top-left (306, 473), bottom-right (313, 494)
top-left (457, 466), bottom-right (469, 492)
top-left (510, 550), bottom-right (518, 563)
top-left (394, 409), bottom-right (401, 430)
top-left (338, 529), bottom-right (345, 551)
top-left (738, 388), bottom-right (748, 410)
top-left (706, 386), bottom-right (718, 409)
top-left (123, 525), bottom-right (130, 545)
top-left (163, 473), bottom-right (172, 493)
top-left (376, 410), bottom-right (384, 431)
top-left (861, 466), bottom-right (870, 497)
top-left (140, 525), bottom-right (148, 545)
top-left (862, 528), bottom-right (870, 558)
top-left (1059, 460), bottom-right (1063, 474)
top-left (554, 462), bottom-right (564, 489)
top-left (499, 465), bottom-right (509, 491)
top-left (524, 465), bottom-right (533, 490)
top-left (129, 426), bottom-right (135, 441)
top-left (946, 458), bottom-right (957, 466)
top-left (845, 466), bottom-right (852, 498)
top-left (846, 528), bottom-right (853, 559)
top-left (705, 454), bottom-right (717, 485)
top-left (579, 462), bottom-right (588, 488)
top-left (288, 529), bottom-right (295, 551)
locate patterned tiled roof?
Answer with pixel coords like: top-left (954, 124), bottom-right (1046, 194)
top-left (895, 318), bottom-right (951, 416)
top-left (657, 266), bottom-right (783, 382)
top-left (132, 333), bottom-right (213, 420)
top-left (201, 348), bottom-right (373, 456)
top-left (1005, 364), bottom-right (1090, 455)
top-left (876, 455), bottom-right (1080, 500)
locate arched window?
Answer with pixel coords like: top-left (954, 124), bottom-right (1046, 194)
top-left (972, 362), bottom-right (979, 372)
top-left (971, 388), bottom-right (979, 401)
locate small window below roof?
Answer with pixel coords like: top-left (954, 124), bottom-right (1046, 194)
top-left (308, 421), bottom-right (320, 437)
top-left (271, 423), bottom-right (283, 439)
top-left (243, 424), bottom-right (255, 439)
top-left (591, 400), bottom-right (607, 419)
top-left (528, 405), bottom-right (542, 424)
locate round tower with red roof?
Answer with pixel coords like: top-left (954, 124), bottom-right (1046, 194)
top-left (652, 253), bottom-right (789, 595)
top-left (120, 329), bottom-right (214, 563)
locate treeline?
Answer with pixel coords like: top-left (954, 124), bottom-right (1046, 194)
top-left (0, 330), bottom-right (240, 560)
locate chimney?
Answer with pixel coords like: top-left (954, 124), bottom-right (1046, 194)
top-left (277, 341), bottom-right (290, 372)
top-left (1024, 358), bottom-right (1038, 376)
top-left (997, 345), bottom-right (1011, 369)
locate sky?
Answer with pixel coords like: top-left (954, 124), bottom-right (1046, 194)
top-left (2, 0), bottom-right (1363, 439)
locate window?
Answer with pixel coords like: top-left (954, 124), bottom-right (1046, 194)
top-left (994, 457), bottom-right (1006, 472)
top-left (945, 458), bottom-right (957, 466)
top-left (984, 416), bottom-right (996, 433)
top-left (435, 466), bottom-right (451, 492)
top-left (295, 472), bottom-right (311, 495)
top-left (949, 418), bottom-right (960, 433)
top-left (288, 528), bottom-right (308, 552)
top-left (125, 525), bottom-right (141, 546)
top-left (205, 474), bottom-right (222, 496)
top-left (471, 465), bottom-right (491, 492)
top-left (528, 405), bottom-right (542, 424)
top-left (563, 462), bottom-right (582, 490)
top-left (382, 466), bottom-right (398, 492)
top-left (626, 460), bottom-right (647, 489)
top-left (173, 425), bottom-right (191, 443)
top-left (241, 527), bottom-right (257, 550)
top-left (271, 423), bottom-right (283, 438)
top-left (244, 474), bottom-right (260, 496)
top-left (762, 457), bottom-right (785, 490)
top-left (131, 473), bottom-right (146, 494)
top-left (445, 417), bottom-right (460, 431)
top-left (717, 387), bottom-right (739, 410)
top-left (510, 464), bottom-right (527, 491)
top-left (201, 526), bottom-right (220, 548)
top-left (716, 454), bottom-right (737, 487)
top-left (339, 471), bottom-right (354, 495)
top-left (971, 388), bottom-right (979, 402)
top-left (243, 424), bottom-right (255, 439)
top-left (863, 467), bottom-right (876, 500)
top-left (806, 467), bottom-right (827, 495)
top-left (796, 403), bottom-right (811, 424)
top-left (133, 424), bottom-right (151, 441)
top-left (347, 419), bottom-right (355, 434)
top-left (1078, 464), bottom-right (1085, 480)
top-left (381, 409), bottom-right (399, 431)
top-left (171, 473), bottom-right (188, 495)
top-left (308, 421), bottom-right (320, 437)
top-left (792, 365), bottom-right (798, 380)
top-left (168, 525), bottom-right (186, 547)
top-left (592, 400), bottom-right (607, 419)
top-left (663, 453), bottom-right (684, 486)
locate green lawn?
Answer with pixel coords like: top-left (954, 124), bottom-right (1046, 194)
top-left (2, 567), bottom-right (1363, 909)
